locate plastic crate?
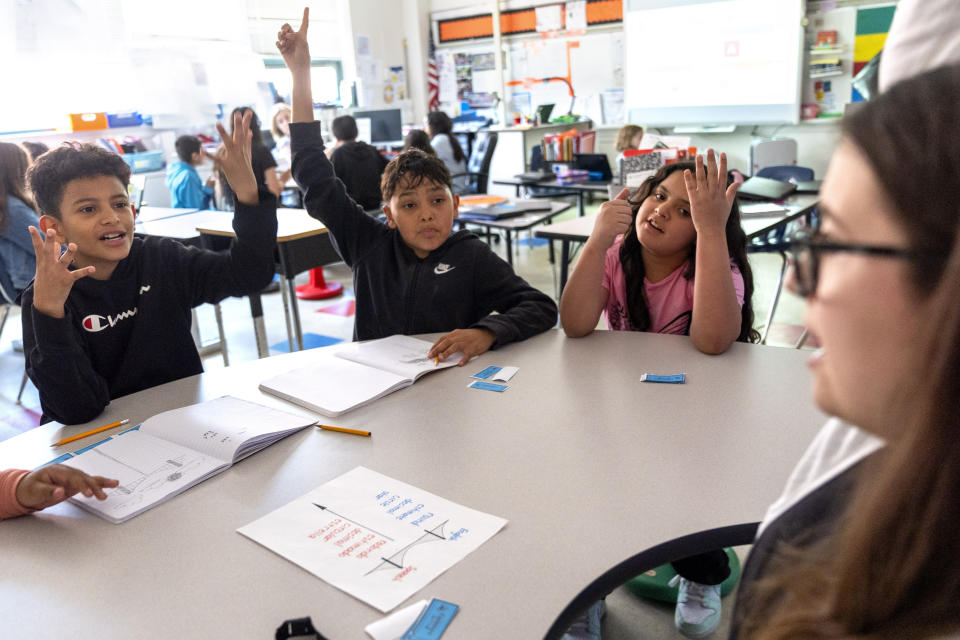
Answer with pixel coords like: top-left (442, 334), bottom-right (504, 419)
top-left (121, 150), bottom-right (164, 173)
top-left (107, 112), bottom-right (143, 128)
top-left (67, 112), bottom-right (108, 131)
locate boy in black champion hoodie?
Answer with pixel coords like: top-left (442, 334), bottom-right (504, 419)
top-left (22, 111), bottom-right (278, 425)
top-left (278, 9), bottom-right (556, 366)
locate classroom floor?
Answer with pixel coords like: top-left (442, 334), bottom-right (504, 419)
top-left (0, 198), bottom-right (809, 638)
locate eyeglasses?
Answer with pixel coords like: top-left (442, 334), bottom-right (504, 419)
top-left (787, 227), bottom-right (919, 297)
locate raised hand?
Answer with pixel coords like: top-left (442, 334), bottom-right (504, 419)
top-left (683, 149), bottom-right (738, 236)
top-left (589, 187), bottom-right (634, 249)
top-left (215, 109), bottom-right (258, 205)
top-left (15, 464), bottom-right (118, 510)
top-left (276, 7), bottom-right (311, 72)
top-left (29, 225), bottom-right (95, 318)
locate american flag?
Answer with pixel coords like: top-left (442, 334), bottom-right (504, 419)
top-left (427, 29), bottom-right (439, 112)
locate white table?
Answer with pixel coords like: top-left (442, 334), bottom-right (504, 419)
top-left (0, 330), bottom-right (825, 639)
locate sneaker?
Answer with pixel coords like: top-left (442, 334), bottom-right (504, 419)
top-left (670, 575), bottom-right (721, 638)
top-left (561, 599), bottom-right (606, 640)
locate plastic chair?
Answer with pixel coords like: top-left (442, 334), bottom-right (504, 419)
top-left (451, 131), bottom-right (498, 195)
top-left (755, 165), bottom-right (814, 184)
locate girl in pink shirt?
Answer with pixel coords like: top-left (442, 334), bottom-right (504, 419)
top-left (560, 151), bottom-right (759, 353)
top-left (559, 151), bottom-right (758, 638)
top-left (0, 465), bottom-right (117, 520)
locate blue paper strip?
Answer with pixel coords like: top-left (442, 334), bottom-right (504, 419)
top-left (468, 380), bottom-right (508, 392)
top-left (640, 373), bottom-right (686, 384)
top-left (73, 437), bottom-right (113, 454)
top-left (402, 598), bottom-right (460, 640)
top-left (118, 424), bottom-right (141, 435)
top-left (471, 366), bottom-right (502, 380)
top-left (38, 453), bottom-right (74, 468)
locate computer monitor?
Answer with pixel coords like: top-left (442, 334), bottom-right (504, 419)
top-left (351, 108), bottom-right (402, 144)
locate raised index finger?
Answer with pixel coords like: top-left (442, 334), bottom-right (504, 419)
top-left (299, 7), bottom-right (309, 35)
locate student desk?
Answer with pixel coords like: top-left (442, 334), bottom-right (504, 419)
top-left (493, 177), bottom-right (613, 217)
top-left (535, 194), bottom-right (819, 297)
top-left (135, 206), bottom-right (199, 222)
top-left (136, 209), bottom-right (339, 357)
top-left (456, 200), bottom-right (572, 266)
top-left (0, 329), bottom-right (825, 640)
top-left (194, 208), bottom-right (339, 354)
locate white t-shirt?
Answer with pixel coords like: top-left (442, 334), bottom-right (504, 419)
top-left (879, 0), bottom-right (960, 92)
top-left (756, 417), bottom-right (885, 537)
top-left (431, 133), bottom-right (468, 189)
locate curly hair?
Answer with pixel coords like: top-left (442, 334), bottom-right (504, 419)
top-left (26, 143), bottom-right (131, 218)
top-left (380, 148), bottom-right (453, 201)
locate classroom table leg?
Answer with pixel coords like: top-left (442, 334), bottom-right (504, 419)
top-left (279, 278), bottom-right (296, 352)
top-left (247, 292), bottom-right (270, 358)
top-left (504, 231), bottom-right (514, 266)
top-left (559, 240), bottom-right (572, 295)
top-left (287, 276), bottom-right (305, 351)
top-left (760, 251), bottom-right (789, 345)
top-left (577, 192), bottom-right (585, 217)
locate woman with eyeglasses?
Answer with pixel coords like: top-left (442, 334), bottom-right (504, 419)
top-left (730, 63), bottom-right (960, 638)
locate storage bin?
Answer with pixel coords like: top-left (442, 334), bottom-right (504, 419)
top-left (67, 112), bottom-right (108, 131)
top-left (107, 112), bottom-right (144, 128)
top-left (121, 150), bottom-right (164, 173)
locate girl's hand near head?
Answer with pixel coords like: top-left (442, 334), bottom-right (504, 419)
top-left (588, 188), bottom-right (634, 250)
top-left (276, 7), bottom-right (311, 73)
top-left (683, 150), bottom-right (738, 238)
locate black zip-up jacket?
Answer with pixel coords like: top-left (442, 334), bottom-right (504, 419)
top-left (330, 140), bottom-right (388, 210)
top-left (290, 121), bottom-right (557, 344)
top-left (21, 190), bottom-right (278, 425)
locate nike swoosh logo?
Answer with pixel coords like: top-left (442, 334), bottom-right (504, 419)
top-left (139, 285), bottom-right (151, 294)
top-left (433, 264), bottom-right (455, 275)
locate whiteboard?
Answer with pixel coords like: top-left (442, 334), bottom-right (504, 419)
top-left (623, 0), bottom-right (805, 126)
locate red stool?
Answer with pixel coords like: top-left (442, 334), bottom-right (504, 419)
top-left (295, 267), bottom-right (343, 300)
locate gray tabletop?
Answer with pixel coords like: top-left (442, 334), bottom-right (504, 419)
top-left (0, 330), bottom-right (825, 639)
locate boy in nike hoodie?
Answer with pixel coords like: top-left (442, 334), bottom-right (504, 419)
top-left (278, 10), bottom-right (556, 365)
top-left (21, 111), bottom-right (278, 425)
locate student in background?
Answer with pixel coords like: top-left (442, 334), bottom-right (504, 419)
top-left (0, 142), bottom-right (40, 303)
top-left (730, 63), bottom-right (960, 638)
top-left (402, 129), bottom-right (436, 156)
top-left (271, 103), bottom-right (293, 186)
top-left (425, 111), bottom-right (467, 189)
top-left (328, 115), bottom-right (389, 211)
top-left (1, 465), bottom-right (117, 521)
top-left (218, 107), bottom-right (282, 208)
top-left (277, 9), bottom-right (556, 363)
top-left (165, 135), bottom-right (217, 209)
top-left (560, 153), bottom-right (756, 638)
top-left (21, 110), bottom-right (278, 425)
top-left (20, 141), bottom-right (49, 163)
top-left (614, 124), bottom-right (644, 168)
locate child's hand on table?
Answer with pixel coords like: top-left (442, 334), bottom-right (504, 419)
top-left (16, 464), bottom-right (118, 511)
top-left (429, 329), bottom-right (496, 367)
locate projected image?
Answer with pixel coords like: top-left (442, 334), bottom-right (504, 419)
top-left (624, 0), bottom-right (804, 126)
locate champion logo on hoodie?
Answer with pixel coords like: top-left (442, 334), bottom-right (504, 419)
top-left (82, 308), bottom-right (138, 333)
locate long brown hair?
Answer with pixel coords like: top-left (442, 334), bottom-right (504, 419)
top-left (615, 124), bottom-right (644, 152)
top-left (619, 161), bottom-right (759, 342)
top-left (0, 142), bottom-right (33, 231)
top-left (737, 64), bottom-right (960, 638)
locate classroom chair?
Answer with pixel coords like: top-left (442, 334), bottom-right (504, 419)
top-left (451, 131), bottom-right (498, 195)
top-left (755, 165), bottom-right (815, 184)
top-left (0, 294), bottom-right (29, 404)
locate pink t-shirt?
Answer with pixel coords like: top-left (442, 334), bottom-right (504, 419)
top-left (601, 237), bottom-right (745, 334)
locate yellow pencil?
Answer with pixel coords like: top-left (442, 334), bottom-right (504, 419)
top-left (318, 424), bottom-right (371, 437)
top-left (434, 356), bottom-right (440, 366)
top-left (52, 419), bottom-right (130, 447)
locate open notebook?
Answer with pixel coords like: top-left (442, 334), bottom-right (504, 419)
top-left (259, 335), bottom-right (461, 417)
top-left (65, 396), bottom-right (317, 523)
